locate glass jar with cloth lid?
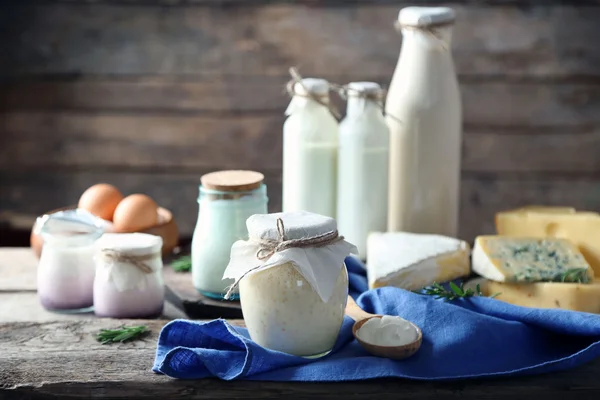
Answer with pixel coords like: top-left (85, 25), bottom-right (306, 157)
top-left (93, 233), bottom-right (165, 318)
top-left (223, 210), bottom-right (358, 357)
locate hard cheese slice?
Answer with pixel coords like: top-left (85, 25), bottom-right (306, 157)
top-left (366, 232), bottom-right (470, 290)
top-left (466, 277), bottom-right (600, 313)
top-left (472, 236), bottom-right (592, 283)
top-left (495, 206), bottom-right (600, 276)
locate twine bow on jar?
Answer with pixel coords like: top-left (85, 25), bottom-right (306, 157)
top-left (99, 249), bottom-right (159, 274)
top-left (223, 217), bottom-right (344, 300)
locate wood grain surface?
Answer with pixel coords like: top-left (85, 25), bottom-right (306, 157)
top-left (3, 170), bottom-right (600, 241)
top-left (2, 4), bottom-right (600, 78)
top-left (1, 317), bottom-right (600, 399)
top-left (2, 1), bottom-right (600, 245)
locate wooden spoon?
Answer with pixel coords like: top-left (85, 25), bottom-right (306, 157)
top-left (345, 295), bottom-right (422, 360)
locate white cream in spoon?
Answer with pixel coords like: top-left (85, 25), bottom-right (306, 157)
top-left (356, 316), bottom-right (418, 347)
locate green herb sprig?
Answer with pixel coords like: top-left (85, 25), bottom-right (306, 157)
top-left (96, 325), bottom-right (150, 345)
top-left (548, 268), bottom-right (590, 284)
top-left (171, 255), bottom-right (192, 273)
top-left (416, 282), bottom-right (501, 301)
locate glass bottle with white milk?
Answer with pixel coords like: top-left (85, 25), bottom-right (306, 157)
top-left (385, 7), bottom-right (462, 237)
top-left (337, 82), bottom-right (389, 260)
top-left (283, 78), bottom-right (338, 219)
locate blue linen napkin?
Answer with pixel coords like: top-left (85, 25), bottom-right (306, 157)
top-left (154, 256), bottom-right (600, 381)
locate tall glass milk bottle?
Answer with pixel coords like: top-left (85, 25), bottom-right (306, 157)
top-left (283, 78), bottom-right (338, 218)
top-left (385, 6), bottom-right (462, 237)
top-left (337, 82), bottom-right (389, 260)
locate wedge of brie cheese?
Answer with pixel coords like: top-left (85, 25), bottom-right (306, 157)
top-left (366, 232), bottom-right (471, 290)
top-left (472, 236), bottom-right (592, 283)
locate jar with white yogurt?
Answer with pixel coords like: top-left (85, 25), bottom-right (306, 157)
top-left (385, 6), bottom-right (462, 237)
top-left (282, 77), bottom-right (338, 219)
top-left (223, 211), bottom-right (357, 357)
top-left (93, 233), bottom-right (165, 318)
top-left (337, 82), bottom-right (389, 260)
top-left (192, 170), bottom-right (268, 300)
top-left (36, 212), bottom-right (104, 313)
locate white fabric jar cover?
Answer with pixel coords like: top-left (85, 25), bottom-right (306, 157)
top-left (223, 211), bottom-right (358, 302)
top-left (94, 233), bottom-right (163, 292)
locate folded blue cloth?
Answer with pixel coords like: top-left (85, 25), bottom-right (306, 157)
top-left (154, 256), bottom-right (600, 381)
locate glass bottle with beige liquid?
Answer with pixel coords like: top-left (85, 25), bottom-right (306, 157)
top-left (385, 6), bottom-right (462, 237)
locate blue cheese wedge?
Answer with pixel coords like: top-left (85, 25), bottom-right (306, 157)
top-left (472, 236), bottom-right (592, 283)
top-left (366, 232), bottom-right (471, 290)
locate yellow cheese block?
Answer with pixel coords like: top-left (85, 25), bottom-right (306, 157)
top-left (466, 277), bottom-right (600, 314)
top-left (495, 206), bottom-right (600, 276)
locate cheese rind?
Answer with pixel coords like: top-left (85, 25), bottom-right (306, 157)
top-left (466, 277), bottom-right (600, 314)
top-left (495, 207), bottom-right (600, 275)
top-left (472, 236), bottom-right (591, 283)
top-left (367, 232), bottom-right (470, 290)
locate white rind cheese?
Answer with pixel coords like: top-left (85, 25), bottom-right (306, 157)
top-left (472, 236), bottom-right (592, 283)
top-left (366, 232), bottom-right (470, 290)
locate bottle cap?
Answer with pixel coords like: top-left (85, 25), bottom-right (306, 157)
top-left (201, 170), bottom-right (264, 192)
top-left (292, 78), bottom-right (329, 97)
top-left (398, 7), bottom-right (455, 28)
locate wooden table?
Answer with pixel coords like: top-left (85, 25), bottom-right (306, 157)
top-left (2, 248), bottom-right (600, 399)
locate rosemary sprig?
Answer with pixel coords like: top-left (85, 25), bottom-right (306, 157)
top-left (96, 325), bottom-right (150, 345)
top-left (547, 268), bottom-right (590, 284)
top-left (416, 282), bottom-right (501, 301)
top-left (171, 255), bottom-right (192, 273)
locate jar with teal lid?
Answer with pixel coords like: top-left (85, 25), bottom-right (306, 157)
top-left (192, 170), bottom-right (268, 300)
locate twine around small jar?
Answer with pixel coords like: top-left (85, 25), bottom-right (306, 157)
top-left (223, 217), bottom-right (344, 300)
top-left (99, 249), bottom-right (159, 274)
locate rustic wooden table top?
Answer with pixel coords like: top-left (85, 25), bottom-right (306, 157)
top-left (2, 247), bottom-right (600, 399)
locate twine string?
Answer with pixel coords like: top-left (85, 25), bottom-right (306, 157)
top-left (393, 20), bottom-right (450, 51)
top-left (330, 83), bottom-right (403, 125)
top-left (223, 217), bottom-right (344, 300)
top-left (100, 249), bottom-right (158, 274)
top-left (286, 67), bottom-right (341, 119)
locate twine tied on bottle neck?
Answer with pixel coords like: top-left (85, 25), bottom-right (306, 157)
top-left (393, 20), bottom-right (451, 51)
top-left (286, 67), bottom-right (341, 119)
top-left (99, 249), bottom-right (159, 274)
top-left (330, 83), bottom-right (403, 125)
top-left (223, 217), bottom-right (344, 300)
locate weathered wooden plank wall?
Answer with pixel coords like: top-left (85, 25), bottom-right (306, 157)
top-left (1, 1), bottom-right (600, 242)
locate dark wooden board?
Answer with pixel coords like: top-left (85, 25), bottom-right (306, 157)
top-left (2, 318), bottom-right (600, 399)
top-left (163, 266), bottom-right (243, 320)
top-left (2, 79), bottom-right (600, 129)
top-left (2, 4), bottom-right (600, 78)
top-left (2, 110), bottom-right (600, 173)
top-left (3, 169), bottom-right (600, 242)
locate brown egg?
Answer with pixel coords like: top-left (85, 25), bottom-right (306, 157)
top-left (113, 194), bottom-right (159, 232)
top-left (78, 183), bottom-right (124, 221)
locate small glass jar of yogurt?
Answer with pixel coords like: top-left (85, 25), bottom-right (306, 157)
top-left (93, 233), bottom-right (165, 318)
top-left (224, 211), bottom-right (357, 357)
top-left (192, 170), bottom-right (268, 300)
top-left (36, 212), bottom-right (104, 313)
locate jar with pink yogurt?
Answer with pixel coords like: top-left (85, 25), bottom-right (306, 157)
top-left (36, 212), bottom-right (104, 313)
top-left (93, 233), bottom-right (164, 318)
